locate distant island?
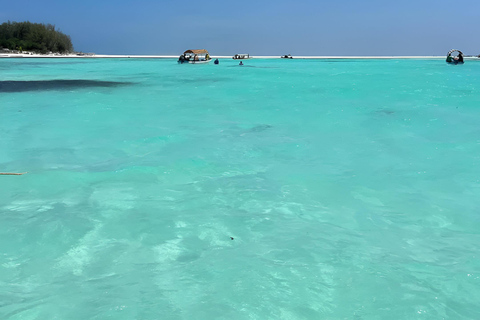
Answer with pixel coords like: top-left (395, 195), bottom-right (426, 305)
top-left (0, 21), bottom-right (73, 54)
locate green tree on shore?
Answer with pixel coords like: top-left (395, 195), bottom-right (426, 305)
top-left (0, 21), bottom-right (73, 53)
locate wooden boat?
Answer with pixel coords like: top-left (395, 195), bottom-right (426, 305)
top-left (178, 49), bottom-right (212, 64)
top-left (281, 54), bottom-right (293, 59)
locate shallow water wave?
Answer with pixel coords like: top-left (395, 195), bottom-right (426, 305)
top-left (1, 58), bottom-right (480, 319)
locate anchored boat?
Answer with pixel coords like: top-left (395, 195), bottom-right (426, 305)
top-left (178, 49), bottom-right (212, 64)
top-left (233, 54), bottom-right (250, 60)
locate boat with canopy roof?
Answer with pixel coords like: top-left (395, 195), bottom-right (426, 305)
top-left (178, 49), bottom-right (212, 64)
top-left (446, 49), bottom-right (464, 64)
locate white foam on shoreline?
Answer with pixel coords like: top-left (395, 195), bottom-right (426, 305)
top-left (1, 53), bottom-right (478, 60)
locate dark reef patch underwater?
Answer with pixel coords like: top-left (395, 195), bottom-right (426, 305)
top-left (0, 80), bottom-right (133, 92)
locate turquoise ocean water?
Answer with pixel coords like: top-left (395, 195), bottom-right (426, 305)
top-left (1, 58), bottom-right (480, 319)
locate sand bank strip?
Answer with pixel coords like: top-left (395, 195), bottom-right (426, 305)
top-left (1, 53), bottom-right (478, 60)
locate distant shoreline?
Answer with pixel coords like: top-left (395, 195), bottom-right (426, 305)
top-left (1, 53), bottom-right (479, 60)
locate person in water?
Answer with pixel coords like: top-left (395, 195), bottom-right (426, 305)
top-left (446, 54), bottom-right (453, 63)
top-left (239, 61), bottom-right (243, 65)
top-left (453, 52), bottom-right (464, 62)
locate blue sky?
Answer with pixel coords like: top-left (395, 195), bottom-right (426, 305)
top-left (2, 0), bottom-right (479, 55)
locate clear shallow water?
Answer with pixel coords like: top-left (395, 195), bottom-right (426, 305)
top-left (1, 58), bottom-right (480, 319)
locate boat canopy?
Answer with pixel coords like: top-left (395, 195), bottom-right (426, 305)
top-left (184, 49), bottom-right (209, 55)
top-left (447, 49), bottom-right (463, 56)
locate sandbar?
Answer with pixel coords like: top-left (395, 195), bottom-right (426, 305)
top-left (1, 53), bottom-right (478, 60)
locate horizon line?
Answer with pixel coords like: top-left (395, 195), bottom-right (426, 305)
top-left (2, 53), bottom-right (479, 60)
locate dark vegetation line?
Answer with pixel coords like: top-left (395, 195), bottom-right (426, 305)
top-left (0, 21), bottom-right (73, 54)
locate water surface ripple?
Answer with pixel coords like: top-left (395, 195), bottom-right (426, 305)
top-left (1, 58), bottom-right (480, 319)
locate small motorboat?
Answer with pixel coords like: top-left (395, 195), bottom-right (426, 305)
top-left (233, 54), bottom-right (250, 60)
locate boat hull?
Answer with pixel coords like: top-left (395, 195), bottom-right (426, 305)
top-left (178, 59), bottom-right (212, 64)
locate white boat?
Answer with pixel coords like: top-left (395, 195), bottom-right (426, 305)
top-left (233, 54), bottom-right (250, 60)
top-left (178, 49), bottom-right (212, 64)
